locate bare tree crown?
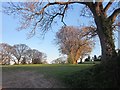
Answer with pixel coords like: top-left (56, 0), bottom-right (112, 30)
top-left (3, 1), bottom-right (120, 38)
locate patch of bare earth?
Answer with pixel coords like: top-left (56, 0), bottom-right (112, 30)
top-left (2, 71), bottom-right (66, 88)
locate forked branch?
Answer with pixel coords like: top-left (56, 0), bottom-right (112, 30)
top-left (108, 8), bottom-right (120, 23)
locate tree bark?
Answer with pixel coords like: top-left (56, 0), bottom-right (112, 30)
top-left (94, 15), bottom-right (117, 63)
top-left (17, 58), bottom-right (21, 64)
top-left (73, 60), bottom-right (77, 64)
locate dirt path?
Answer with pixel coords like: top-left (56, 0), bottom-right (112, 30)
top-left (2, 71), bottom-right (66, 88)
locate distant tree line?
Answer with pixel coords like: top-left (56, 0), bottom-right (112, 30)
top-left (0, 43), bottom-right (47, 65)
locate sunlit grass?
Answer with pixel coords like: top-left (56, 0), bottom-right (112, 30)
top-left (2, 64), bottom-right (94, 78)
top-left (2, 64), bottom-right (98, 88)
top-left (3, 63), bottom-right (116, 88)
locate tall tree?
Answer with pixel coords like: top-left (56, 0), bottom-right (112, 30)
top-left (3, 1), bottom-right (120, 63)
top-left (56, 26), bottom-right (93, 64)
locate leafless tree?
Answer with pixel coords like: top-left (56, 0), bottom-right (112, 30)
top-left (0, 43), bottom-right (47, 65)
top-left (25, 49), bottom-right (46, 64)
top-left (0, 43), bottom-right (13, 65)
top-left (41, 53), bottom-right (47, 64)
top-left (12, 44), bottom-right (30, 64)
top-left (55, 26), bottom-right (94, 64)
top-left (3, 1), bottom-right (120, 63)
top-left (31, 49), bottom-right (42, 64)
top-left (51, 56), bottom-right (66, 64)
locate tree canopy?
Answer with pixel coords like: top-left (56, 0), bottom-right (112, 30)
top-left (55, 26), bottom-right (94, 64)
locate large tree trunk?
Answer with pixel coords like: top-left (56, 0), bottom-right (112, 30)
top-left (95, 16), bottom-right (117, 63)
top-left (67, 53), bottom-right (78, 64)
top-left (73, 60), bottom-right (77, 64)
top-left (17, 58), bottom-right (21, 64)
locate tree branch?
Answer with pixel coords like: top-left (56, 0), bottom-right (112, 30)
top-left (108, 8), bottom-right (120, 23)
top-left (104, 0), bottom-right (115, 13)
top-left (94, 1), bottom-right (104, 16)
top-left (39, 1), bottom-right (87, 14)
top-left (61, 4), bottom-right (68, 26)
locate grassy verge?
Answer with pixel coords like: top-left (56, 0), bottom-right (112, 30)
top-left (63, 64), bottom-right (120, 88)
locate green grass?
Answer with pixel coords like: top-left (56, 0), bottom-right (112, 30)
top-left (3, 63), bottom-right (118, 88)
top-left (63, 64), bottom-right (120, 88)
top-left (2, 64), bottom-right (93, 78)
top-left (83, 61), bottom-right (100, 64)
top-left (2, 64), bottom-right (94, 87)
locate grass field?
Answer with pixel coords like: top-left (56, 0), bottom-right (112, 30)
top-left (2, 62), bottom-right (117, 88)
top-left (2, 64), bottom-right (94, 88)
top-left (2, 64), bottom-right (94, 79)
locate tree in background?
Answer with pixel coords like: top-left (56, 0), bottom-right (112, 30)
top-left (0, 43), bottom-right (13, 65)
top-left (12, 44), bottom-right (30, 64)
top-left (97, 55), bottom-right (102, 61)
top-left (24, 49), bottom-right (33, 64)
top-left (93, 55), bottom-right (97, 61)
top-left (21, 57), bottom-right (27, 64)
top-left (55, 26), bottom-right (93, 64)
top-left (41, 53), bottom-right (47, 64)
top-left (3, 1), bottom-right (120, 64)
top-left (0, 43), bottom-right (47, 65)
top-left (31, 49), bottom-right (43, 64)
top-left (84, 55), bottom-right (91, 62)
top-left (25, 49), bottom-right (47, 64)
top-left (51, 56), bottom-right (66, 64)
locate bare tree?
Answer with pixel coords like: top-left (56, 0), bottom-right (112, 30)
top-left (0, 43), bottom-right (47, 65)
top-left (21, 57), bottom-right (27, 64)
top-left (23, 49), bottom-right (33, 64)
top-left (0, 43), bottom-right (13, 65)
top-left (41, 53), bottom-right (47, 64)
top-left (51, 56), bottom-right (66, 64)
top-left (25, 49), bottom-right (45, 64)
top-left (31, 49), bottom-right (43, 64)
top-left (55, 26), bottom-right (93, 64)
top-left (12, 44), bottom-right (30, 64)
top-left (3, 1), bottom-right (120, 64)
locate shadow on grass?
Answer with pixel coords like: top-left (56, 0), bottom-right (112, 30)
top-left (62, 64), bottom-right (120, 88)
